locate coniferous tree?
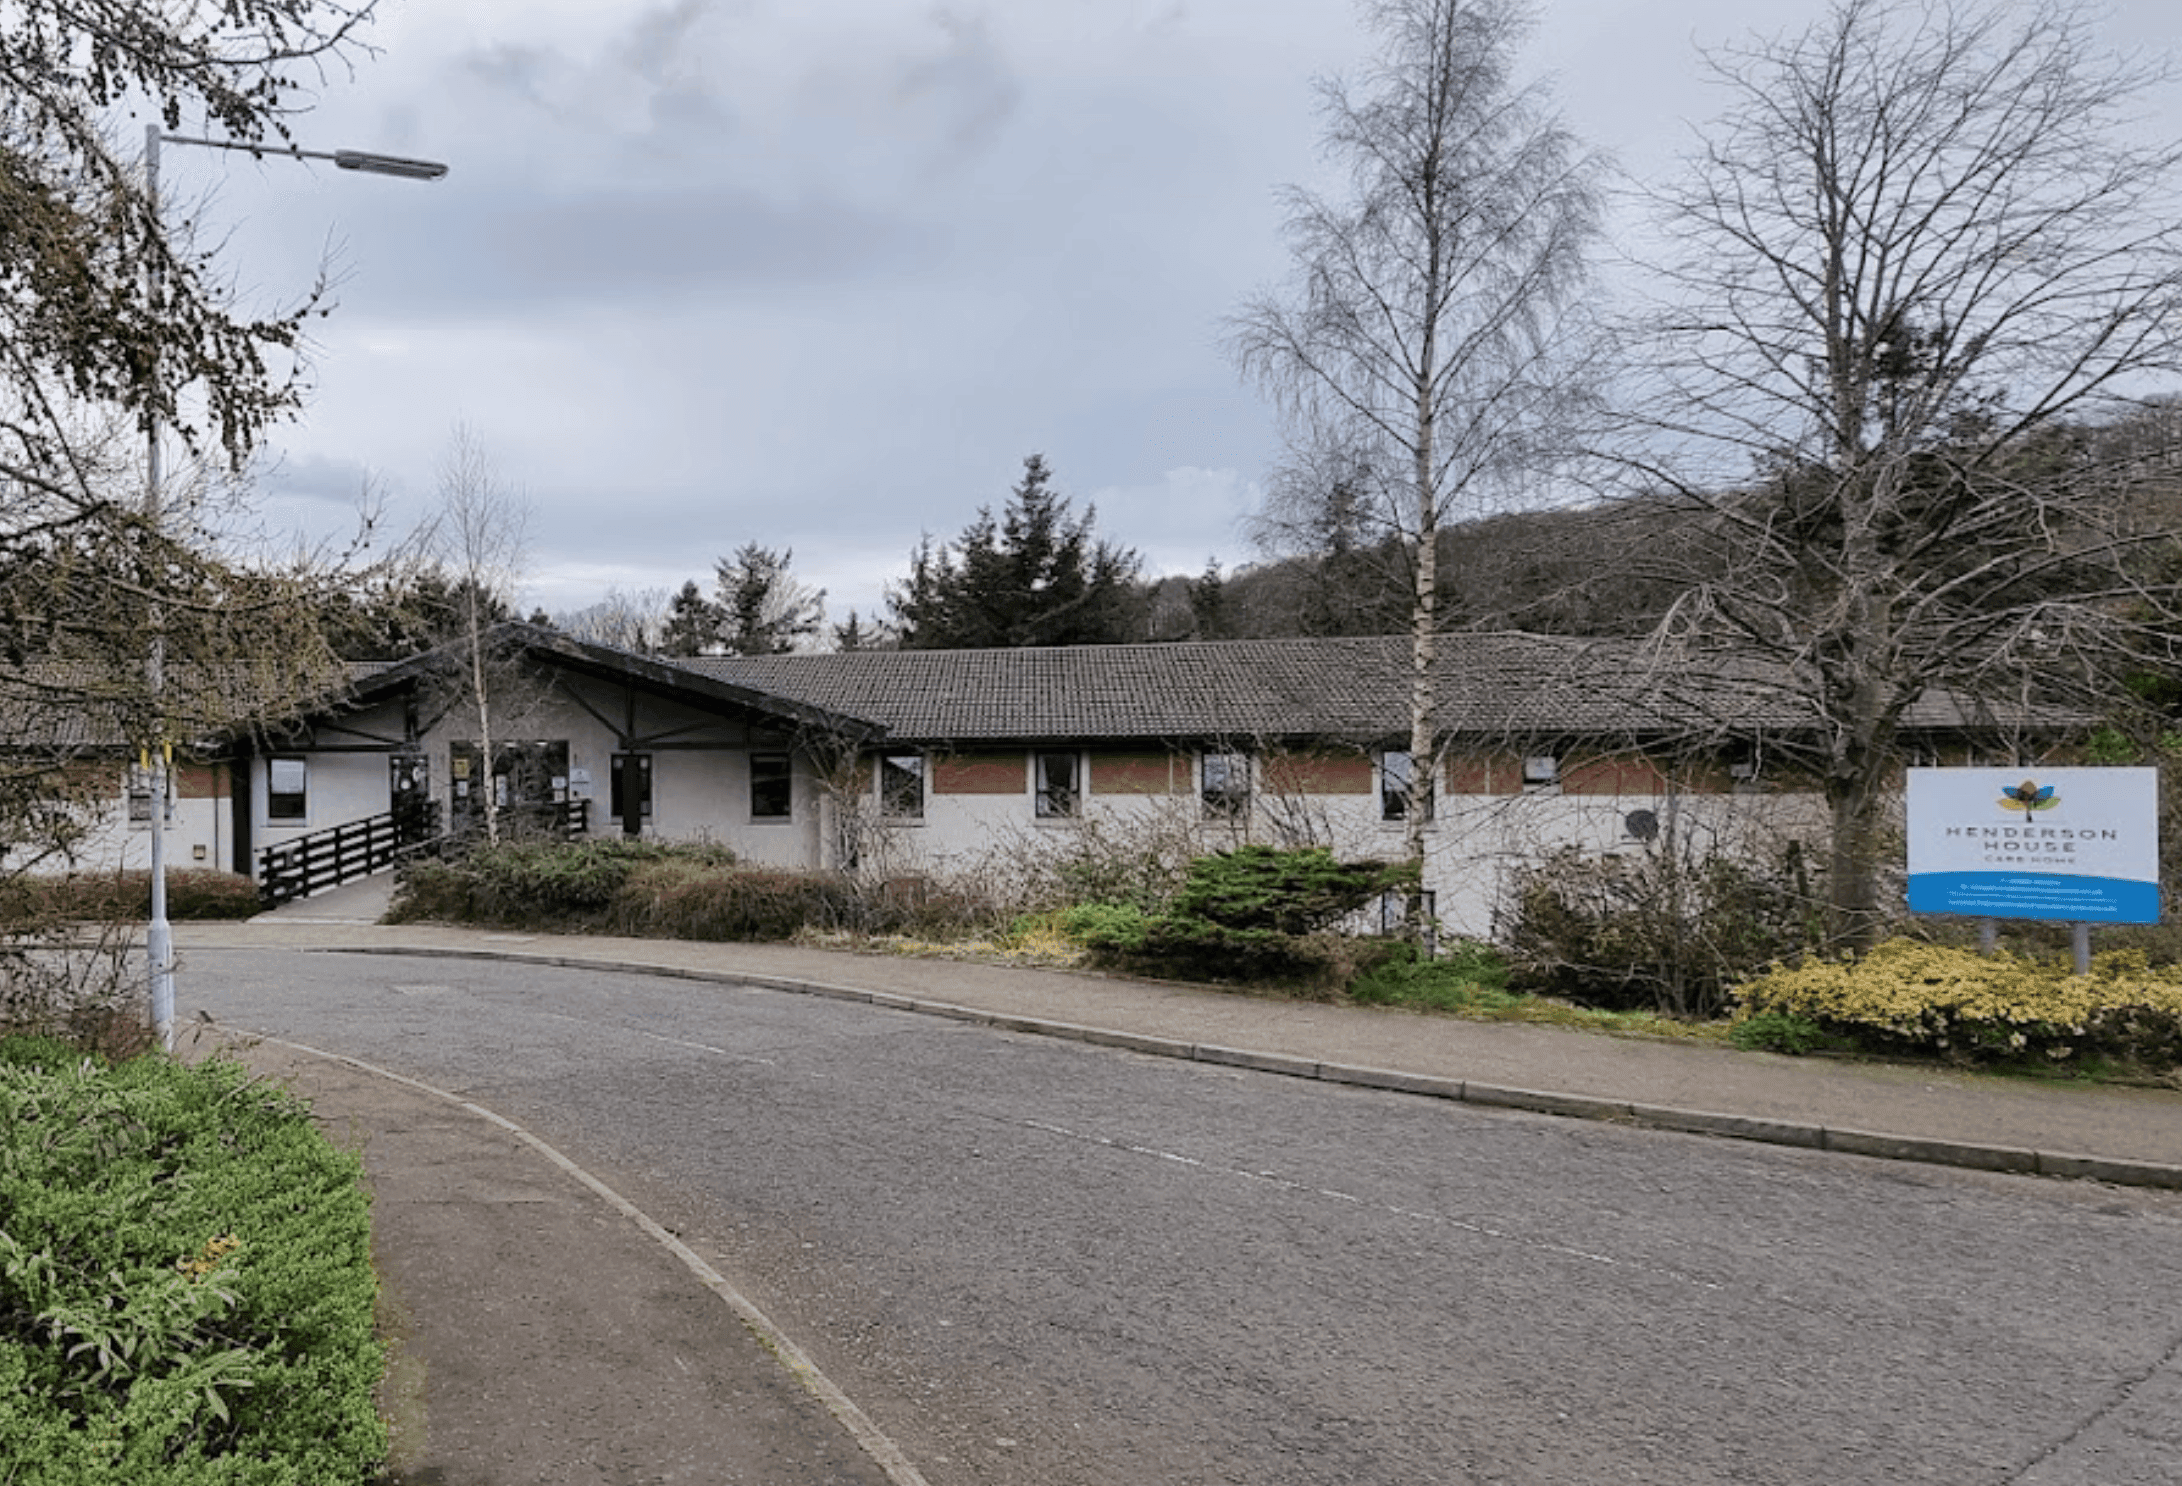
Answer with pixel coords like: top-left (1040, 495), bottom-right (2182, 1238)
top-left (659, 580), bottom-right (723, 657)
top-left (887, 454), bottom-right (1143, 648)
top-left (830, 608), bottom-right (890, 652)
top-left (1187, 558), bottom-right (1230, 640)
top-left (714, 544), bottom-right (824, 655)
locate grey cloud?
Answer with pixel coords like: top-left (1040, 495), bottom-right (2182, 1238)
top-left (477, 188), bottom-right (929, 302)
top-left (261, 451), bottom-right (378, 505)
top-left (462, 42), bottom-right (566, 109)
top-left (454, 7), bottom-right (739, 155)
top-left (620, 0), bottom-right (723, 84)
top-left (895, 10), bottom-right (1023, 169)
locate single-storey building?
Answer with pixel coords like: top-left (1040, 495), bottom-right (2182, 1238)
top-left (46, 625), bottom-right (2056, 936)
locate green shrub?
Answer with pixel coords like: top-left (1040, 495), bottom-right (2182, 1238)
top-left (1348, 940), bottom-right (1515, 1012)
top-left (1054, 901), bottom-right (1153, 953)
top-left (1168, 845), bottom-right (1410, 935)
top-left (0, 1042), bottom-right (384, 1483)
top-left (1731, 939), bottom-right (2182, 1067)
top-left (381, 857), bottom-right (472, 924)
top-left (1062, 848), bottom-right (1412, 994)
top-left (1727, 1010), bottom-right (1840, 1055)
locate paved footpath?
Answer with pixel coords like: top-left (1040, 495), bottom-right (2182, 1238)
top-left (170, 891), bottom-right (2182, 1484)
top-left (182, 911), bottom-right (2182, 1184)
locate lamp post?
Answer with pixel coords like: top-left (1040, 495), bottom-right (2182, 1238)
top-left (144, 127), bottom-right (446, 1052)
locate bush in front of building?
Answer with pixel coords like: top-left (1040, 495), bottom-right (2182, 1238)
top-left (388, 840), bottom-right (855, 941)
top-left (1061, 846), bottom-right (1413, 994)
top-left (1499, 842), bottom-right (1823, 1020)
top-left (1730, 939), bottom-right (2182, 1070)
top-left (388, 839), bottom-right (733, 929)
top-left (616, 863), bottom-right (853, 941)
top-left (0, 871), bottom-right (263, 925)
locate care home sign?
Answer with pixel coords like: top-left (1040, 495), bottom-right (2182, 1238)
top-left (1906, 768), bottom-right (2160, 924)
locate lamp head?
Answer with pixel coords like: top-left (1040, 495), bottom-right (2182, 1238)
top-left (334, 150), bottom-right (449, 180)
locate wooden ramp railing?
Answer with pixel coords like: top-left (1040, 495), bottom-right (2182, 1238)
top-left (256, 798), bottom-right (592, 909)
top-left (257, 803), bottom-right (443, 909)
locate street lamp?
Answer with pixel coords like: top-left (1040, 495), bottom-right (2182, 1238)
top-left (144, 126), bottom-right (447, 1052)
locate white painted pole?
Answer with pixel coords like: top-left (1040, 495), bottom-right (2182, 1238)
top-left (137, 130), bottom-right (445, 1052)
top-left (145, 124), bottom-right (175, 1053)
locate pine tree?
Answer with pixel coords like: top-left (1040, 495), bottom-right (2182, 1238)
top-left (714, 544), bottom-right (824, 656)
top-left (886, 455), bottom-right (1143, 649)
top-left (659, 580), bottom-right (722, 657)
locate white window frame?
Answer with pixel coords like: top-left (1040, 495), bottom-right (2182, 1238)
top-left (878, 753), bottom-right (926, 820)
top-left (1034, 751), bottom-right (1083, 820)
top-left (267, 756), bottom-right (309, 823)
top-left (1201, 751), bottom-right (1251, 820)
top-left (1379, 749), bottom-right (1432, 822)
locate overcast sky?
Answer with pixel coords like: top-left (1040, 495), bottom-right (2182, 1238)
top-left (172, 0), bottom-right (2178, 632)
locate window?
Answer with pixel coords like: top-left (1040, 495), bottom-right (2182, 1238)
top-left (751, 752), bottom-right (793, 819)
top-left (879, 754), bottom-right (925, 819)
top-left (1035, 752), bottom-right (1081, 819)
top-left (1380, 750), bottom-right (1432, 821)
top-left (1522, 755), bottom-right (1560, 790)
top-left (1201, 751), bottom-right (1250, 820)
top-left (268, 757), bottom-right (308, 821)
top-left (610, 753), bottom-right (652, 821)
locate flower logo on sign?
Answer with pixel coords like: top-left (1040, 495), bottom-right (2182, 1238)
top-left (1998, 779), bottom-right (2058, 812)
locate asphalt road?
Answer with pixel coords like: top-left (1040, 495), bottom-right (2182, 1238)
top-left (188, 948), bottom-right (2182, 1486)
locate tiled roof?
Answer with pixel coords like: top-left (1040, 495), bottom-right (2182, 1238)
top-left (2, 632), bottom-right (2057, 755)
top-left (680, 634), bottom-right (2020, 745)
top-left (0, 657), bottom-right (384, 752)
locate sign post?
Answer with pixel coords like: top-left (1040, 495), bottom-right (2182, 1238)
top-left (1905, 768), bottom-right (2161, 972)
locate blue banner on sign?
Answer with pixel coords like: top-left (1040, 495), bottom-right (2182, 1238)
top-left (1906, 872), bottom-right (2162, 924)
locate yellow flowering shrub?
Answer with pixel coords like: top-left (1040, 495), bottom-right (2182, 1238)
top-left (1731, 939), bottom-right (2182, 1065)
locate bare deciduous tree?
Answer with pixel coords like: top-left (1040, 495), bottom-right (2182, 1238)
top-left (1625, 0), bottom-right (2182, 945)
top-left (429, 425), bottom-right (535, 847)
top-left (554, 587), bottom-right (669, 653)
top-left (1228, 0), bottom-right (1600, 891)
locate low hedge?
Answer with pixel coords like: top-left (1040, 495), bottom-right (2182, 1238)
top-left (1731, 939), bottom-right (2182, 1067)
top-left (0, 1040), bottom-right (384, 1483)
top-left (0, 872), bottom-right (264, 925)
top-left (388, 841), bottom-right (853, 941)
top-left (612, 862), bottom-right (852, 941)
top-left (388, 839), bottom-right (727, 928)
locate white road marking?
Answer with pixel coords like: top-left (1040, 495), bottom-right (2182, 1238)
top-left (1018, 1116), bottom-right (1721, 1290)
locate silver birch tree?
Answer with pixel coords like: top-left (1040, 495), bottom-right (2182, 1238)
top-left (1228, 0), bottom-right (1599, 890)
top-left (431, 425), bottom-right (532, 847)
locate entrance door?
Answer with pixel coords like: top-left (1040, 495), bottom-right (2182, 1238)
top-left (449, 741), bottom-right (570, 840)
top-left (390, 751), bottom-right (434, 847)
